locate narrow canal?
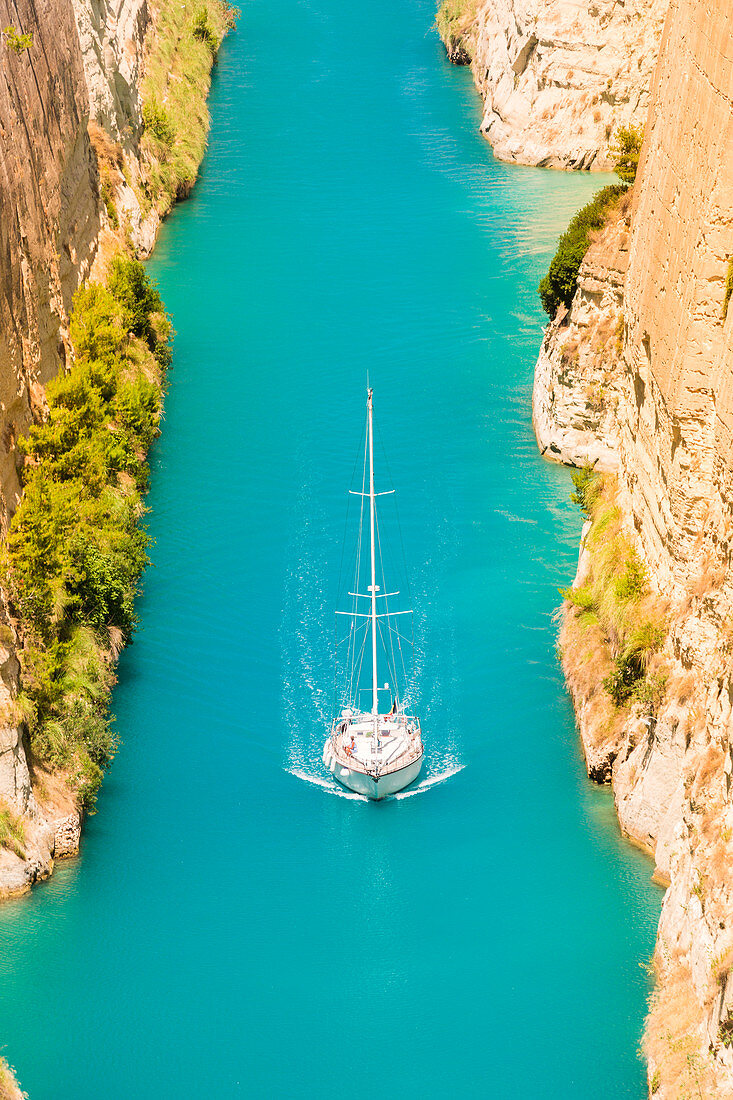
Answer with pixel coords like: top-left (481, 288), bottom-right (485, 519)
top-left (0, 0), bottom-right (661, 1095)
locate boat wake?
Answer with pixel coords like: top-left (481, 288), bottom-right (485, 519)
top-left (286, 762), bottom-right (464, 801)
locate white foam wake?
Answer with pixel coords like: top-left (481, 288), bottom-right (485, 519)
top-left (390, 764), bottom-right (464, 799)
top-left (287, 767), bottom-right (364, 800)
top-left (286, 762), bottom-right (464, 802)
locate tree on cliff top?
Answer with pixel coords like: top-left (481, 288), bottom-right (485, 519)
top-left (610, 124), bottom-right (643, 185)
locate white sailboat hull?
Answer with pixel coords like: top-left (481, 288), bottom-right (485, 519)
top-left (323, 740), bottom-right (423, 799)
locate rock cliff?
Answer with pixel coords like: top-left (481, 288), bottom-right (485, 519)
top-left (72, 0), bottom-right (148, 146)
top-left (0, 0), bottom-right (102, 886)
top-left (614, 3), bottom-right (733, 1093)
top-left (539, 0), bottom-right (733, 1093)
top-left (0, 0), bottom-right (100, 534)
top-left (439, 0), bottom-right (668, 170)
top-left (532, 202), bottom-right (629, 469)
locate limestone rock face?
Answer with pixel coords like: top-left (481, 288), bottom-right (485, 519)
top-left (0, 634), bottom-right (30, 813)
top-left (465, 0), bottom-right (668, 169)
top-left (71, 0), bottom-right (148, 146)
top-left (615, 4), bottom-right (733, 1092)
top-left (53, 813), bottom-right (82, 858)
top-left (0, 0), bottom-right (101, 533)
top-left (620, 0), bottom-right (733, 604)
top-left (551, 0), bottom-right (733, 1093)
top-left (532, 206), bottom-right (629, 469)
top-left (71, 0), bottom-right (179, 260)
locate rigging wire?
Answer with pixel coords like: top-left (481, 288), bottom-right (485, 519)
top-left (346, 410), bottom-right (369, 709)
top-left (333, 392), bottom-right (417, 718)
top-left (374, 413), bottom-right (413, 605)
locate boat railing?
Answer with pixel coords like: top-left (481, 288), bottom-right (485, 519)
top-left (331, 714), bottom-right (421, 734)
top-left (329, 729), bottom-right (423, 776)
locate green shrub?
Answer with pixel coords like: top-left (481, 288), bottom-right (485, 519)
top-left (192, 6), bottom-right (218, 53)
top-left (609, 124), bottom-right (643, 185)
top-left (142, 100), bottom-right (175, 147)
top-left (603, 654), bottom-right (641, 706)
top-left (570, 463), bottom-right (601, 518)
top-left (4, 255), bottom-right (170, 811)
top-left (561, 474), bottom-right (667, 708)
top-left (3, 25), bottom-right (33, 53)
top-left (108, 256), bottom-right (164, 348)
top-left (0, 804), bottom-right (26, 859)
top-left (602, 628), bottom-right (662, 705)
top-left (539, 185), bottom-right (626, 318)
top-left (613, 552), bottom-right (647, 603)
top-left (633, 672), bottom-right (667, 713)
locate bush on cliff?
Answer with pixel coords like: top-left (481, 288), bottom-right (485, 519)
top-left (142, 101), bottom-right (175, 148)
top-left (560, 472), bottom-right (666, 709)
top-left (2, 25), bottom-right (33, 54)
top-left (435, 0), bottom-right (479, 62)
top-left (570, 462), bottom-right (601, 518)
top-left (539, 185), bottom-right (626, 318)
top-left (192, 6), bottom-right (219, 54)
top-left (4, 257), bottom-right (170, 811)
top-left (609, 124), bottom-right (643, 185)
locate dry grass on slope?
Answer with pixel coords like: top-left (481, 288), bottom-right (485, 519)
top-left (645, 963), bottom-right (715, 1098)
top-left (435, 0), bottom-right (481, 63)
top-left (558, 472), bottom-right (669, 748)
top-left (139, 0), bottom-right (238, 216)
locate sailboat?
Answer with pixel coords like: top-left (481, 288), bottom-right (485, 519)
top-left (322, 388), bottom-right (424, 799)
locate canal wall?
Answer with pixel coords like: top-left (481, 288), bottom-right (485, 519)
top-left (534, 0), bottom-right (733, 1094)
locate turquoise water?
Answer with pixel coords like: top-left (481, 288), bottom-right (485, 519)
top-left (0, 0), bottom-right (662, 1095)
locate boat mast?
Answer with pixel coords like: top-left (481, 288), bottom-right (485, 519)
top-left (368, 388), bottom-right (379, 715)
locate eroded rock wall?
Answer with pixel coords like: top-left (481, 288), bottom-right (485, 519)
top-left (0, 0), bottom-right (102, 902)
top-left (532, 206), bottom-right (629, 469)
top-left (72, 0), bottom-right (148, 146)
top-left (442, 0), bottom-right (668, 169)
top-left (71, 0), bottom-right (162, 257)
top-left (0, 0), bottom-right (100, 531)
top-left (615, 3), bottom-right (733, 1093)
top-left (551, 0), bottom-right (733, 1094)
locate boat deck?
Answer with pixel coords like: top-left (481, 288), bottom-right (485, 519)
top-left (330, 713), bottom-right (422, 777)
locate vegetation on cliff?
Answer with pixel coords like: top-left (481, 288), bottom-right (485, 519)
top-left (559, 469), bottom-right (668, 734)
top-left (2, 26), bottom-right (33, 55)
top-left (435, 0), bottom-right (479, 63)
top-left (539, 185), bottom-right (626, 318)
top-left (538, 127), bottom-right (641, 320)
top-left (609, 123), bottom-right (643, 185)
top-left (3, 258), bottom-right (170, 811)
top-left (138, 0), bottom-right (238, 216)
